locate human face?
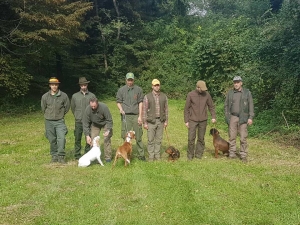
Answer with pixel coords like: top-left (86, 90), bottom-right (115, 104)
top-left (90, 101), bottom-right (98, 111)
top-left (233, 81), bottom-right (243, 91)
top-left (196, 86), bottom-right (203, 93)
top-left (152, 84), bottom-right (160, 93)
top-left (80, 84), bottom-right (88, 92)
top-left (126, 79), bottom-right (134, 87)
top-left (49, 83), bottom-right (59, 93)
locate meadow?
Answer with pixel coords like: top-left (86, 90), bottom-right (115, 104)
top-left (1, 100), bottom-right (300, 225)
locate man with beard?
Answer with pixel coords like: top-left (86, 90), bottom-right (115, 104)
top-left (71, 77), bottom-right (96, 160)
top-left (184, 80), bottom-right (216, 160)
top-left (82, 97), bottom-right (113, 163)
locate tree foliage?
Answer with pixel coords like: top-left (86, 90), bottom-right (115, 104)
top-left (1, 0), bottom-right (300, 127)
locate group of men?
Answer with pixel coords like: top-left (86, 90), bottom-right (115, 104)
top-left (41, 73), bottom-right (254, 164)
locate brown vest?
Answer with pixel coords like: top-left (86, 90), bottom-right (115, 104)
top-left (146, 92), bottom-right (167, 123)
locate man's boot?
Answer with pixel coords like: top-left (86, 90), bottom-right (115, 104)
top-left (58, 156), bottom-right (67, 164)
top-left (51, 155), bottom-right (58, 163)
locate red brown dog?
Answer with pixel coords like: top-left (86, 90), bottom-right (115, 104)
top-left (113, 130), bottom-right (135, 167)
top-left (165, 146), bottom-right (180, 161)
top-left (209, 128), bottom-right (229, 158)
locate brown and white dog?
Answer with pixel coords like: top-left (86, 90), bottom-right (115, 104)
top-left (165, 146), bottom-right (180, 161)
top-left (209, 128), bottom-right (229, 158)
top-left (113, 131), bottom-right (135, 167)
top-left (78, 136), bottom-right (104, 167)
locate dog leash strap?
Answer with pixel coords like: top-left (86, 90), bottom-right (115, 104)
top-left (122, 114), bottom-right (128, 133)
top-left (164, 127), bottom-right (171, 146)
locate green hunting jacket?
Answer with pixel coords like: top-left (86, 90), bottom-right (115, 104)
top-left (71, 91), bottom-right (96, 122)
top-left (82, 102), bottom-right (113, 136)
top-left (116, 85), bottom-right (143, 115)
top-left (41, 90), bottom-right (70, 120)
top-left (224, 88), bottom-right (254, 125)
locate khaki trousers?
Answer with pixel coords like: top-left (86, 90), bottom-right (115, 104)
top-left (90, 124), bottom-right (112, 160)
top-left (228, 115), bottom-right (248, 159)
top-left (147, 119), bottom-right (164, 161)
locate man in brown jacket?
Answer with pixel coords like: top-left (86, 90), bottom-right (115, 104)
top-left (184, 80), bottom-right (216, 160)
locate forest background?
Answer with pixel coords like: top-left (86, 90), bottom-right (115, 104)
top-left (0, 0), bottom-right (299, 146)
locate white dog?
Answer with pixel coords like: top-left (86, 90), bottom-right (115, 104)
top-left (78, 136), bottom-right (104, 167)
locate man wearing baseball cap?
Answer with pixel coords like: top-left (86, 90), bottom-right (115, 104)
top-left (225, 76), bottom-right (254, 162)
top-left (41, 77), bottom-right (70, 164)
top-left (142, 79), bottom-right (168, 161)
top-left (116, 72), bottom-right (145, 161)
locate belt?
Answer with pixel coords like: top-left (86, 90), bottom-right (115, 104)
top-left (231, 113), bottom-right (239, 117)
top-left (125, 113), bottom-right (137, 115)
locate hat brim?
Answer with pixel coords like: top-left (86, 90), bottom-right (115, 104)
top-left (49, 82), bottom-right (60, 84)
top-left (79, 81), bottom-right (90, 84)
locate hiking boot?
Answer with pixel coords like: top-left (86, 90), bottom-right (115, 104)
top-left (58, 156), bottom-right (67, 164)
top-left (51, 155), bottom-right (58, 163)
top-left (138, 156), bottom-right (146, 161)
top-left (241, 157), bottom-right (248, 163)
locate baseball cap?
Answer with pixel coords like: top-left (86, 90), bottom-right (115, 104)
top-left (126, 72), bottom-right (134, 80)
top-left (152, 79), bottom-right (160, 86)
top-left (233, 76), bottom-right (242, 81)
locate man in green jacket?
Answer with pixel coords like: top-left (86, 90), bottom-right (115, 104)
top-left (224, 76), bottom-right (254, 162)
top-left (71, 77), bottom-right (96, 160)
top-left (142, 79), bottom-right (168, 161)
top-left (41, 77), bottom-right (70, 164)
top-left (184, 80), bottom-right (216, 160)
top-left (116, 72), bottom-right (145, 161)
top-left (82, 97), bottom-right (113, 163)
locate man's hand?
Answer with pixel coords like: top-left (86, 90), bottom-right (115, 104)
top-left (86, 136), bottom-right (92, 146)
top-left (103, 130), bottom-right (110, 137)
top-left (211, 119), bottom-right (216, 123)
top-left (247, 119), bottom-right (253, 125)
top-left (138, 116), bottom-right (142, 125)
top-left (185, 122), bottom-right (189, 128)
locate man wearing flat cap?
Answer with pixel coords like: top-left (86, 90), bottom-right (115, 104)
top-left (142, 79), bottom-right (168, 161)
top-left (225, 76), bottom-right (254, 162)
top-left (41, 77), bottom-right (70, 164)
top-left (71, 77), bottom-right (96, 160)
top-left (116, 72), bottom-right (146, 161)
top-left (184, 80), bottom-right (216, 160)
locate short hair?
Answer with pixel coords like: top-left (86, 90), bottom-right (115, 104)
top-left (90, 97), bottom-right (98, 103)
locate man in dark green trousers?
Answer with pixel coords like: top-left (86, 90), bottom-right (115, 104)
top-left (41, 77), bottom-right (70, 164)
top-left (71, 77), bottom-right (96, 160)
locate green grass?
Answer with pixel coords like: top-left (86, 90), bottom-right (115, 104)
top-left (1, 100), bottom-right (300, 225)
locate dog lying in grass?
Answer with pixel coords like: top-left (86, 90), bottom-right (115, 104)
top-left (78, 136), bottom-right (104, 167)
top-left (165, 146), bottom-right (180, 161)
top-left (209, 128), bottom-right (229, 158)
top-left (113, 131), bottom-right (135, 167)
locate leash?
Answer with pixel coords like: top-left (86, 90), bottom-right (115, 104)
top-left (122, 114), bottom-right (129, 133)
top-left (164, 127), bottom-right (171, 146)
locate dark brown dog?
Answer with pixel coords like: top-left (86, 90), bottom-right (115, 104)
top-left (165, 146), bottom-right (180, 161)
top-left (113, 131), bottom-right (135, 167)
top-left (209, 128), bottom-right (229, 158)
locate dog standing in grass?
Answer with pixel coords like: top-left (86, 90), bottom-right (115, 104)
top-left (209, 128), bottom-right (229, 158)
top-left (165, 146), bottom-right (180, 161)
top-left (113, 131), bottom-right (135, 167)
top-left (78, 136), bottom-right (104, 167)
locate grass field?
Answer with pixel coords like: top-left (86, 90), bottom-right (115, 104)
top-left (1, 100), bottom-right (300, 225)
